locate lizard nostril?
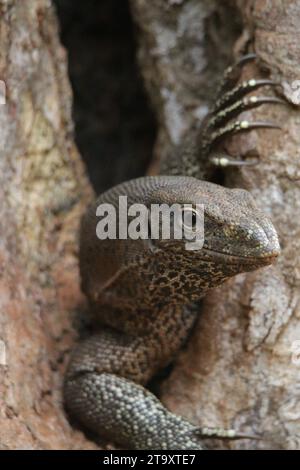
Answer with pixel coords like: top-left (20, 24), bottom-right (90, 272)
top-left (253, 224), bottom-right (281, 260)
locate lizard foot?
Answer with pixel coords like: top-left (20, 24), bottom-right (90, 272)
top-left (200, 54), bottom-right (284, 167)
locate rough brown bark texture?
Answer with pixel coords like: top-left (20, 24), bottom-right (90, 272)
top-left (0, 0), bottom-right (96, 449)
top-left (1, 0), bottom-right (299, 451)
top-left (130, 0), bottom-right (300, 450)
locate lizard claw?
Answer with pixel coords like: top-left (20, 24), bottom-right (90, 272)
top-left (214, 79), bottom-right (281, 113)
top-left (199, 55), bottom-right (285, 163)
top-left (209, 153), bottom-right (259, 168)
top-left (190, 426), bottom-right (262, 441)
top-left (202, 120), bottom-right (281, 154)
top-left (207, 96), bottom-right (285, 130)
top-left (217, 53), bottom-right (257, 97)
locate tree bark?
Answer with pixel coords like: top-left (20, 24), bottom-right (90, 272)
top-left (130, 0), bottom-right (300, 450)
top-left (0, 0), bottom-right (96, 449)
top-left (1, 0), bottom-right (299, 450)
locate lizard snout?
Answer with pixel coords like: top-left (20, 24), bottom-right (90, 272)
top-left (241, 219), bottom-right (281, 265)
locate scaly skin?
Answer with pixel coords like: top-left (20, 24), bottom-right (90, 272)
top-left (64, 56), bottom-right (282, 449)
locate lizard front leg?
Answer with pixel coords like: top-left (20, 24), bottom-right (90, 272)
top-left (64, 308), bottom-right (206, 450)
top-left (159, 55), bottom-right (284, 180)
top-left (65, 303), bottom-right (258, 449)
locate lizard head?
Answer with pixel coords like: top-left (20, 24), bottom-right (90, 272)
top-left (80, 175), bottom-right (280, 305)
top-left (147, 176), bottom-right (280, 282)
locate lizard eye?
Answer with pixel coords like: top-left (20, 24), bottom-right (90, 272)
top-left (180, 207), bottom-right (201, 232)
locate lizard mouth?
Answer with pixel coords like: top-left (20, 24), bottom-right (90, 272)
top-left (200, 247), bottom-right (280, 266)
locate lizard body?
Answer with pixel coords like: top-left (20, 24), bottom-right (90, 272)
top-left (64, 56), bottom-right (282, 449)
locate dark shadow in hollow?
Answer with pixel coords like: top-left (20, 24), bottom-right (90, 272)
top-left (54, 0), bottom-right (157, 194)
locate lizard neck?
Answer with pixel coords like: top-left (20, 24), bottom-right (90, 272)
top-left (159, 129), bottom-right (209, 180)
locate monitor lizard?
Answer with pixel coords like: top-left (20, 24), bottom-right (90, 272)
top-left (64, 55), bottom-right (283, 450)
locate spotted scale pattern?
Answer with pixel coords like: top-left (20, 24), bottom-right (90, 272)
top-left (64, 57), bottom-right (282, 449)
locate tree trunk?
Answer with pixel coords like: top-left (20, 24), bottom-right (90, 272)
top-left (130, 0), bottom-right (300, 450)
top-left (0, 0), bottom-right (96, 449)
top-left (1, 0), bottom-right (299, 450)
